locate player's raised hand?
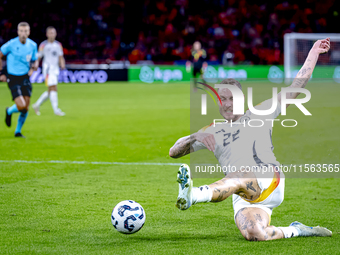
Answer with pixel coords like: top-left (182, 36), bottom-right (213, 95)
top-left (311, 38), bottom-right (330, 54)
top-left (194, 132), bottom-right (216, 152)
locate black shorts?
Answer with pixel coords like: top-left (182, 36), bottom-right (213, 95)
top-left (193, 63), bottom-right (203, 77)
top-left (7, 74), bottom-right (32, 100)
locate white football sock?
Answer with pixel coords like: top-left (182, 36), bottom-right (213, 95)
top-left (278, 227), bottom-right (299, 238)
top-left (192, 185), bottom-right (212, 204)
top-left (49, 91), bottom-right (59, 113)
top-left (35, 91), bottom-right (49, 106)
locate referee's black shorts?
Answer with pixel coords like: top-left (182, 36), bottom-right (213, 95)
top-left (7, 74), bottom-right (32, 100)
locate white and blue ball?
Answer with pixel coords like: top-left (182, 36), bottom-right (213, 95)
top-left (111, 200), bottom-right (145, 234)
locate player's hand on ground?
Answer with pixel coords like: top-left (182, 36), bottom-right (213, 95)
top-left (0, 74), bottom-right (6, 82)
top-left (194, 132), bottom-right (216, 152)
top-left (311, 38), bottom-right (330, 54)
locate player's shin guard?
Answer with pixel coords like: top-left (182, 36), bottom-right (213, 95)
top-left (35, 91), bottom-right (49, 106)
top-left (15, 110), bottom-right (28, 134)
top-left (49, 91), bottom-right (59, 113)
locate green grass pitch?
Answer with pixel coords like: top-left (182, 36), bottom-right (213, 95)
top-left (0, 81), bottom-right (339, 254)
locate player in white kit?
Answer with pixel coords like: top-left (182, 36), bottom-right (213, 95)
top-left (32, 26), bottom-right (65, 116)
top-left (169, 38), bottom-right (332, 241)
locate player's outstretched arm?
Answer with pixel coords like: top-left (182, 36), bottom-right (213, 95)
top-left (0, 51), bottom-right (6, 82)
top-left (169, 135), bottom-right (194, 158)
top-left (169, 132), bottom-right (215, 158)
top-left (278, 38), bottom-right (330, 106)
top-left (59, 56), bottom-right (66, 69)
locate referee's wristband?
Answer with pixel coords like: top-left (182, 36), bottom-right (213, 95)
top-left (0, 67), bottom-right (7, 76)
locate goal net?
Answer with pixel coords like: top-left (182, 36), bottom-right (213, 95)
top-left (284, 33), bottom-right (340, 83)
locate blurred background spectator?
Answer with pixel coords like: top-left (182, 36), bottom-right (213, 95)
top-left (0, 0), bottom-right (339, 64)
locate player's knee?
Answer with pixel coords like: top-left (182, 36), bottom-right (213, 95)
top-left (243, 225), bottom-right (266, 241)
top-left (17, 104), bottom-right (26, 111)
top-left (19, 109), bottom-right (27, 114)
top-left (169, 148), bottom-right (176, 158)
top-left (221, 176), bottom-right (241, 190)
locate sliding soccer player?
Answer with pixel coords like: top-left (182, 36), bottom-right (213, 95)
top-left (170, 38), bottom-right (332, 241)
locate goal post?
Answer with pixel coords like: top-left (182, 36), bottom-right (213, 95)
top-left (284, 33), bottom-right (340, 83)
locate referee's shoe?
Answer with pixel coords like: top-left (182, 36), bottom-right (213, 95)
top-left (5, 107), bottom-right (12, 127)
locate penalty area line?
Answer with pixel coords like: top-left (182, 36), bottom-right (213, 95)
top-left (0, 159), bottom-right (182, 166)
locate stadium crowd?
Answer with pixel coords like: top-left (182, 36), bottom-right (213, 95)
top-left (0, 0), bottom-right (338, 64)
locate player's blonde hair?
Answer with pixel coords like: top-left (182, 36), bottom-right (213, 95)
top-left (17, 22), bottom-right (30, 29)
top-left (219, 78), bottom-right (242, 90)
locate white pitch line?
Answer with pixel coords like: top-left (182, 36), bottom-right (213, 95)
top-left (0, 160), bottom-right (182, 166)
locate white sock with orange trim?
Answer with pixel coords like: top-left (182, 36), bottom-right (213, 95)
top-left (49, 91), bottom-right (59, 113)
top-left (278, 227), bottom-right (299, 238)
top-left (192, 185), bottom-right (212, 204)
top-left (35, 91), bottom-right (49, 106)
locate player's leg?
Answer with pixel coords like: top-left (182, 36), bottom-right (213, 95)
top-left (33, 66), bottom-right (50, 115)
top-left (176, 164), bottom-right (261, 210)
top-left (13, 76), bottom-right (32, 137)
top-left (199, 63), bottom-right (206, 83)
top-left (14, 95), bottom-right (30, 137)
top-left (235, 206), bottom-right (332, 241)
top-left (48, 85), bottom-right (58, 112)
top-left (5, 88), bottom-right (26, 127)
top-left (209, 171), bottom-right (261, 202)
top-left (32, 89), bottom-right (49, 115)
top-left (235, 207), bottom-right (284, 241)
top-left (49, 83), bottom-right (65, 116)
top-left (6, 75), bottom-right (26, 127)
top-left (23, 95), bottom-right (30, 110)
top-left (192, 68), bottom-right (199, 89)
top-left (14, 95), bottom-right (27, 111)
top-left (235, 175), bottom-right (331, 241)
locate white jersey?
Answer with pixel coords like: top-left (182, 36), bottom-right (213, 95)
top-left (38, 40), bottom-right (63, 71)
top-left (192, 99), bottom-right (281, 174)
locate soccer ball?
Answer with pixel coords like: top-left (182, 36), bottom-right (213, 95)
top-left (111, 200), bottom-right (146, 234)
